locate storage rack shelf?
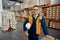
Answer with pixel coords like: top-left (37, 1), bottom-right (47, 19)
top-left (11, 4), bottom-right (60, 29)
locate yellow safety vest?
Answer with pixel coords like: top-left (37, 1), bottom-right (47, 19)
top-left (28, 15), bottom-right (42, 35)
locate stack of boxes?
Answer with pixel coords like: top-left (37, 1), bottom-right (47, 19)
top-left (11, 3), bottom-right (20, 16)
top-left (1, 11), bottom-right (17, 31)
top-left (46, 8), bottom-right (50, 18)
top-left (46, 6), bottom-right (60, 19)
top-left (49, 7), bottom-right (53, 18)
top-left (46, 6), bottom-right (60, 29)
top-left (39, 0), bottom-right (51, 5)
top-left (28, 0), bottom-right (40, 7)
top-left (53, 7), bottom-right (56, 19)
top-left (56, 6), bottom-right (60, 19)
top-left (10, 3), bottom-right (21, 21)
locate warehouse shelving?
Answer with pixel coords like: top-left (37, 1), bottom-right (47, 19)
top-left (11, 3), bottom-right (60, 29)
top-left (40, 4), bottom-right (60, 29)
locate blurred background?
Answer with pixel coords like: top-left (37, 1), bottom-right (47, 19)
top-left (0, 0), bottom-right (60, 40)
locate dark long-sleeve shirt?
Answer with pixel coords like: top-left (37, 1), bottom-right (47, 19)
top-left (23, 16), bottom-right (49, 35)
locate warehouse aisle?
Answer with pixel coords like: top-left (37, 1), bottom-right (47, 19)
top-left (0, 21), bottom-right (60, 40)
top-left (0, 21), bottom-right (27, 40)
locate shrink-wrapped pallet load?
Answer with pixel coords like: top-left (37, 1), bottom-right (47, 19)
top-left (10, 3), bottom-right (20, 16)
top-left (23, 0), bottom-right (29, 8)
top-left (28, 0), bottom-right (40, 7)
top-left (39, 0), bottom-right (51, 5)
top-left (1, 11), bottom-right (17, 31)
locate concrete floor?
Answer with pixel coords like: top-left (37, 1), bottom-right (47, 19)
top-left (0, 21), bottom-right (60, 40)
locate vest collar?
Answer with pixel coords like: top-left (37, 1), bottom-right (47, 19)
top-left (32, 13), bottom-right (40, 20)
